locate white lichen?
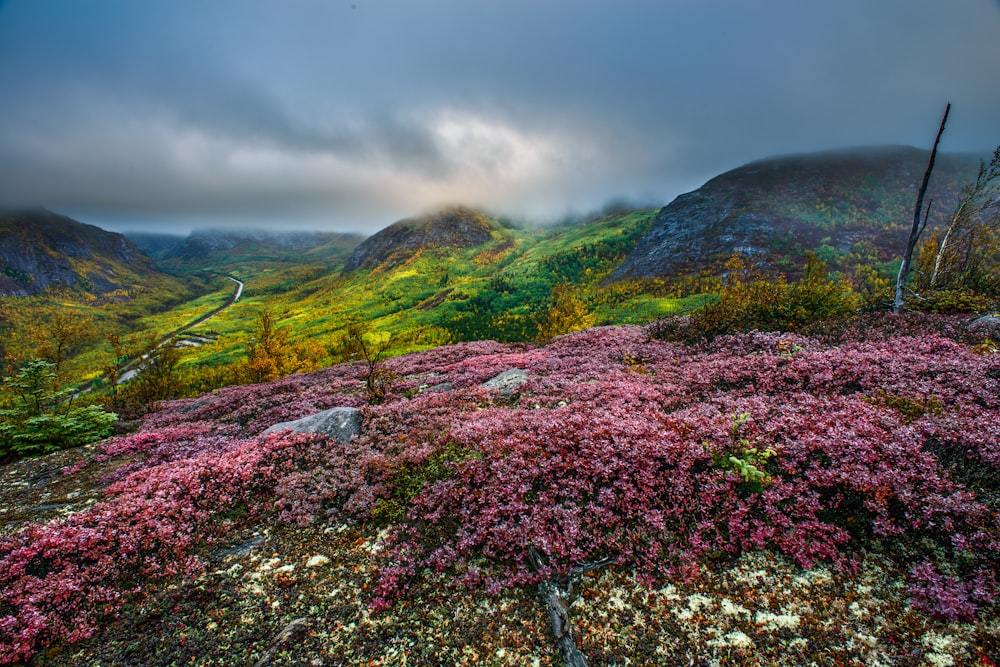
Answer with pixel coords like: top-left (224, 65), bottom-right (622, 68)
top-left (922, 631), bottom-right (966, 667)
top-left (708, 630), bottom-right (753, 649)
top-left (306, 554), bottom-right (331, 568)
top-left (719, 597), bottom-right (751, 619)
top-left (754, 610), bottom-right (800, 630)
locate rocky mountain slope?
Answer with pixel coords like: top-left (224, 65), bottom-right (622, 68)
top-left (612, 146), bottom-right (980, 280)
top-left (0, 209), bottom-right (156, 297)
top-left (342, 206), bottom-right (502, 273)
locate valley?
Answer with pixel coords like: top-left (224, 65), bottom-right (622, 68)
top-left (114, 276), bottom-right (243, 384)
top-left (4, 1), bottom-right (999, 663)
top-left (1, 147), bottom-right (990, 404)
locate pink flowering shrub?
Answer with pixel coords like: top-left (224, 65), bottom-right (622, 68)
top-left (909, 560), bottom-right (999, 622)
top-left (3, 318), bottom-right (999, 661)
top-left (307, 326), bottom-right (1000, 616)
top-left (363, 391), bottom-right (999, 610)
top-left (140, 362), bottom-right (370, 434)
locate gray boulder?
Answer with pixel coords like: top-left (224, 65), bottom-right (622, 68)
top-left (418, 381), bottom-right (454, 394)
top-left (262, 407), bottom-right (361, 442)
top-left (970, 315), bottom-right (1000, 340)
top-left (482, 369), bottom-right (528, 397)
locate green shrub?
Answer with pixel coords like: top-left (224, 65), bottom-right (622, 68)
top-left (652, 253), bottom-right (859, 342)
top-left (0, 359), bottom-right (116, 459)
top-left (908, 289), bottom-right (996, 315)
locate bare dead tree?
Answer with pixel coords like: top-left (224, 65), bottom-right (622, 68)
top-left (528, 545), bottom-right (614, 667)
top-left (894, 103), bottom-right (950, 313)
top-left (929, 145), bottom-right (1000, 289)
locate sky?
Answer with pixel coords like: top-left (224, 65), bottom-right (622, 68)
top-left (1, 0), bottom-right (999, 236)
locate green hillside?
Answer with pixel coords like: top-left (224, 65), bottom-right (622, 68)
top-left (0, 211), bottom-right (221, 389)
top-left (171, 208), bottom-right (704, 376)
top-left (2, 206), bottom-right (704, 405)
top-left (5, 145), bottom-right (996, 406)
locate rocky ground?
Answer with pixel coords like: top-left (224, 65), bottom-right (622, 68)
top-left (2, 446), bottom-right (997, 667)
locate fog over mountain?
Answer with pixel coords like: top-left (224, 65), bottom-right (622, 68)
top-left (0, 0), bottom-right (998, 234)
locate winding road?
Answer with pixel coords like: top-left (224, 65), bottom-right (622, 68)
top-left (116, 275), bottom-right (244, 384)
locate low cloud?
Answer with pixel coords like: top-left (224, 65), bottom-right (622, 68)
top-left (0, 0), bottom-right (998, 234)
top-left (0, 75), bottom-right (638, 231)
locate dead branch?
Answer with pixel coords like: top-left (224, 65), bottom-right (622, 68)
top-left (528, 546), bottom-right (615, 667)
top-left (895, 103), bottom-right (950, 313)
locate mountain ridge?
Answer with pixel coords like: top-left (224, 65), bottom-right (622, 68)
top-left (129, 229), bottom-right (364, 266)
top-left (613, 145), bottom-right (981, 280)
top-left (342, 205), bottom-right (502, 274)
top-left (0, 208), bottom-right (156, 297)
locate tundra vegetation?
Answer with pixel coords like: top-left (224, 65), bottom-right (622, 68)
top-left (0, 316), bottom-right (998, 664)
top-left (0, 149), bottom-right (999, 664)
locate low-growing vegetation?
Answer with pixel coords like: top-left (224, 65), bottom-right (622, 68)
top-left (2, 150), bottom-right (999, 664)
top-left (649, 252), bottom-right (861, 343)
top-left (1, 315), bottom-right (998, 664)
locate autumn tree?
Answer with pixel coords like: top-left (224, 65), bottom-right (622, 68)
top-left (652, 253), bottom-right (858, 342)
top-left (535, 283), bottom-right (596, 342)
top-left (337, 324), bottom-right (395, 404)
top-left (243, 309), bottom-right (298, 383)
top-left (101, 330), bottom-right (143, 413)
top-left (928, 145), bottom-right (1000, 293)
top-left (115, 336), bottom-right (186, 416)
top-left (0, 308), bottom-right (10, 378)
top-left (0, 304), bottom-right (96, 389)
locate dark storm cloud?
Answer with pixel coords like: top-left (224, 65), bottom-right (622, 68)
top-left (0, 0), bottom-right (998, 233)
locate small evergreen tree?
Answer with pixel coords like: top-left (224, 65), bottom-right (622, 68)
top-left (0, 359), bottom-right (116, 459)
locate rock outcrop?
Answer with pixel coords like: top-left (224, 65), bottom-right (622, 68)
top-left (0, 208), bottom-right (154, 296)
top-left (482, 368), bottom-right (528, 397)
top-left (261, 407), bottom-right (362, 442)
top-left (612, 146), bottom-right (978, 280)
top-left (970, 315), bottom-right (1000, 341)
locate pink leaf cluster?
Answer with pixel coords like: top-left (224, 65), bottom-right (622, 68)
top-left (0, 431), bottom-right (324, 663)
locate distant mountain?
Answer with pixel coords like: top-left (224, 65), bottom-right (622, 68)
top-left (124, 232), bottom-right (187, 258)
top-left (130, 229), bottom-right (364, 267)
top-left (0, 209), bottom-right (157, 297)
top-left (343, 206), bottom-right (502, 273)
top-left (612, 146), bottom-right (980, 280)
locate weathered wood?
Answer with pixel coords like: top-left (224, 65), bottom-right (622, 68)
top-left (253, 617), bottom-right (313, 667)
top-left (529, 546), bottom-right (614, 667)
top-left (930, 145), bottom-right (1000, 288)
top-left (894, 103), bottom-right (950, 313)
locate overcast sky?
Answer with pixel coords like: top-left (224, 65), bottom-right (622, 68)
top-left (1, 0), bottom-right (999, 235)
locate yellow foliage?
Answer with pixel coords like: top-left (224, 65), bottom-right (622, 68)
top-left (473, 238), bottom-right (515, 266)
top-left (242, 310), bottom-right (300, 383)
top-left (536, 283), bottom-right (596, 342)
